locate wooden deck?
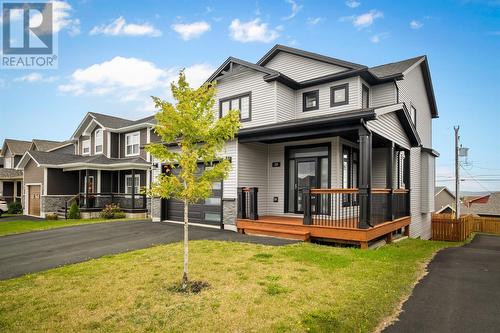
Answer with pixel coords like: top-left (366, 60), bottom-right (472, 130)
top-left (237, 215), bottom-right (411, 248)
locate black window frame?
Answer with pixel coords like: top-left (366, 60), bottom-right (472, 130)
top-left (330, 83), bottom-right (349, 107)
top-left (302, 90), bottom-right (319, 112)
top-left (342, 145), bottom-right (359, 206)
top-left (362, 84), bottom-right (370, 108)
top-left (219, 92), bottom-right (252, 122)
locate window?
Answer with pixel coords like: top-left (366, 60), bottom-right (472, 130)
top-left (219, 93), bottom-right (251, 121)
top-left (362, 84), bottom-right (369, 108)
top-left (125, 132), bottom-right (140, 156)
top-left (125, 174), bottom-right (140, 194)
top-left (94, 129), bottom-right (103, 154)
top-left (342, 145), bottom-right (359, 206)
top-left (330, 83), bottom-right (349, 107)
top-left (410, 105), bottom-right (417, 124)
top-left (303, 90), bottom-right (319, 111)
top-left (82, 139), bottom-right (91, 155)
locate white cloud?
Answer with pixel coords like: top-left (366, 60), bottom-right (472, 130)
top-left (14, 73), bottom-right (59, 83)
top-left (345, 0), bottom-right (361, 8)
top-left (341, 10), bottom-right (383, 29)
top-left (410, 19), bottom-right (423, 29)
top-left (283, 0), bottom-right (303, 20)
top-left (229, 19), bottom-right (280, 43)
top-left (28, 1), bottom-right (80, 36)
top-left (90, 16), bottom-right (162, 37)
top-left (171, 21), bottom-right (211, 40)
top-left (58, 57), bottom-right (214, 108)
top-left (307, 17), bottom-right (324, 25)
top-left (370, 32), bottom-right (389, 43)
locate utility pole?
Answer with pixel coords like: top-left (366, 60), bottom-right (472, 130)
top-left (454, 126), bottom-right (460, 219)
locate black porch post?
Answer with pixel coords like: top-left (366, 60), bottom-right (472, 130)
top-left (358, 126), bottom-right (372, 229)
top-left (131, 169), bottom-right (135, 210)
top-left (387, 142), bottom-right (395, 221)
top-left (85, 169), bottom-right (89, 209)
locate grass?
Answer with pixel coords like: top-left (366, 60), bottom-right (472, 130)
top-left (0, 238), bottom-right (458, 332)
top-left (0, 218), bottom-right (141, 236)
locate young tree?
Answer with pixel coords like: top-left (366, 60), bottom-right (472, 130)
top-left (146, 71), bottom-right (240, 289)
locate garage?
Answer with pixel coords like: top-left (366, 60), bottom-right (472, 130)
top-left (28, 185), bottom-right (41, 217)
top-left (161, 164), bottom-right (223, 227)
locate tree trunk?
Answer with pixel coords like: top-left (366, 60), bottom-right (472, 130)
top-left (181, 198), bottom-right (189, 289)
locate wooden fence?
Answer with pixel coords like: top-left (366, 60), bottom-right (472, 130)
top-left (432, 214), bottom-right (500, 241)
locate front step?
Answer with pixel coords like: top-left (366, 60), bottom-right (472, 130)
top-left (242, 226), bottom-right (310, 241)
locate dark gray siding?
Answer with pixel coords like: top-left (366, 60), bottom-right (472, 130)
top-left (110, 133), bottom-right (119, 158)
top-left (47, 169), bottom-right (79, 195)
top-left (101, 171), bottom-right (118, 192)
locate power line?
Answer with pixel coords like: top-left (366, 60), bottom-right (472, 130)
top-left (461, 166), bottom-right (491, 192)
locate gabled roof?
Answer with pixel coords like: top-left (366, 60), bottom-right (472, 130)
top-left (369, 56), bottom-right (424, 79)
top-left (0, 168), bottom-right (23, 180)
top-left (17, 151), bottom-right (150, 171)
top-left (89, 112), bottom-right (135, 129)
top-left (435, 186), bottom-right (455, 198)
top-left (257, 44), bottom-right (366, 70)
top-left (31, 139), bottom-right (64, 152)
top-left (46, 140), bottom-right (75, 152)
top-left (2, 139), bottom-right (32, 156)
top-left (462, 192), bottom-right (500, 217)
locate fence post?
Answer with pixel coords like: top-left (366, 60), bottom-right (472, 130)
top-left (303, 189), bottom-right (312, 225)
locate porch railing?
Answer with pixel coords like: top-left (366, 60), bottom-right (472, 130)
top-left (304, 188), bottom-right (410, 228)
top-left (237, 187), bottom-right (258, 220)
top-left (78, 192), bottom-right (147, 210)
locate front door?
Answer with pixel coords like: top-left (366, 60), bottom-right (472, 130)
top-left (28, 185), bottom-right (41, 216)
top-left (295, 159), bottom-right (317, 213)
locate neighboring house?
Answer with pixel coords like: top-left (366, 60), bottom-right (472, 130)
top-left (434, 186), bottom-right (456, 214)
top-left (147, 44), bottom-right (439, 246)
top-left (16, 112), bottom-right (153, 218)
top-left (462, 192), bottom-right (500, 217)
top-left (0, 139), bottom-right (32, 205)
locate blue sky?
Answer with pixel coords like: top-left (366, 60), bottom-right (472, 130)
top-left (0, 0), bottom-right (499, 191)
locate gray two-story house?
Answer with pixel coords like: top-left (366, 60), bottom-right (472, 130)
top-left (149, 45), bottom-right (438, 247)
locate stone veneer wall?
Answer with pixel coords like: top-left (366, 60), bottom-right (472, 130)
top-left (222, 199), bottom-right (237, 230)
top-left (41, 195), bottom-right (74, 215)
top-left (150, 197), bottom-right (161, 221)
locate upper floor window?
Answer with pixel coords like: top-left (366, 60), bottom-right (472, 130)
top-left (94, 129), bottom-right (103, 154)
top-left (219, 93), bottom-right (251, 121)
top-left (410, 105), bottom-right (417, 124)
top-left (330, 83), bottom-right (349, 107)
top-left (303, 90), bottom-right (319, 112)
top-left (82, 139), bottom-right (91, 156)
top-left (125, 132), bottom-right (140, 156)
top-left (362, 84), bottom-right (369, 108)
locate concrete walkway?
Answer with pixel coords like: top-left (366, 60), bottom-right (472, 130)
top-left (384, 234), bottom-right (500, 333)
top-left (0, 220), bottom-right (295, 280)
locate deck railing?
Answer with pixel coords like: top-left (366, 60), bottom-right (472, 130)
top-left (304, 188), bottom-right (410, 228)
top-left (78, 192), bottom-right (147, 211)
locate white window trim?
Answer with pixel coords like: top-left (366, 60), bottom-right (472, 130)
top-left (125, 174), bottom-right (140, 194)
top-left (94, 129), bottom-right (103, 155)
top-left (82, 139), bottom-right (91, 156)
top-left (125, 131), bottom-right (140, 157)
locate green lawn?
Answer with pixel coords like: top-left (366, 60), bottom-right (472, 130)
top-left (0, 239), bottom-right (457, 332)
top-left (0, 218), bottom-right (142, 236)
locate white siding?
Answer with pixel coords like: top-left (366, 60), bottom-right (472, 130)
top-left (237, 143), bottom-right (268, 214)
top-left (264, 51), bottom-right (348, 82)
top-left (372, 82), bottom-right (397, 107)
top-left (367, 112), bottom-right (411, 149)
top-left (420, 152), bottom-right (435, 213)
top-left (276, 82), bottom-right (295, 122)
top-left (294, 76), bottom-right (360, 119)
top-left (372, 148), bottom-right (387, 188)
top-left (215, 69), bottom-right (277, 129)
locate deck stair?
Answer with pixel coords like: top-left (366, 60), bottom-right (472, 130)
top-left (238, 216), bottom-right (311, 241)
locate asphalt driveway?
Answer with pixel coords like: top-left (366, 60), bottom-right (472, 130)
top-left (384, 234), bottom-right (500, 333)
top-left (0, 220), bottom-right (295, 280)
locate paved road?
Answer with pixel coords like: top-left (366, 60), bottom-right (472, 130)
top-left (0, 221), bottom-right (295, 280)
top-left (384, 234), bottom-right (500, 333)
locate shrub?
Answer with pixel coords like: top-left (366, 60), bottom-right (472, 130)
top-left (67, 202), bottom-right (80, 219)
top-left (100, 203), bottom-right (124, 219)
top-left (7, 201), bottom-right (23, 214)
top-left (46, 213), bottom-right (58, 220)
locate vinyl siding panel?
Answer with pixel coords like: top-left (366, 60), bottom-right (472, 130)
top-left (435, 190), bottom-right (455, 212)
top-left (367, 112), bottom-right (411, 149)
top-left (264, 51), bottom-right (348, 82)
top-left (237, 143), bottom-right (268, 215)
top-left (23, 159), bottom-right (44, 186)
top-left (372, 148), bottom-right (387, 188)
top-left (276, 82), bottom-right (295, 122)
top-left (421, 152), bottom-right (435, 213)
top-left (215, 69), bottom-right (276, 129)
top-left (371, 82), bottom-right (397, 107)
top-left (222, 140), bottom-right (238, 199)
top-left (295, 76), bottom-right (360, 119)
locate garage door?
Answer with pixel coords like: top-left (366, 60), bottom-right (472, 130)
top-left (28, 185), bottom-right (41, 216)
top-left (163, 165), bottom-right (222, 226)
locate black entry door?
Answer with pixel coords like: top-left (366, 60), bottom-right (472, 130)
top-left (295, 158), bottom-right (317, 213)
